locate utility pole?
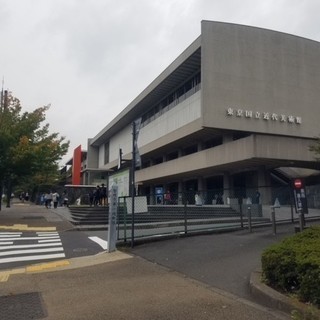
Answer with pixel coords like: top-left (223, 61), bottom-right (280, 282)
top-left (0, 80), bottom-right (9, 210)
top-left (0, 78), bottom-right (8, 110)
top-left (0, 79), bottom-right (4, 210)
top-left (131, 120), bottom-right (136, 248)
top-left (131, 118), bottom-right (142, 248)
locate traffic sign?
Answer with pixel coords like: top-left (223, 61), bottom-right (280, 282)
top-left (294, 179), bottom-right (302, 189)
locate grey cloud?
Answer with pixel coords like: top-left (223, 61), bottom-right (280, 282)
top-left (1, 0), bottom-right (320, 165)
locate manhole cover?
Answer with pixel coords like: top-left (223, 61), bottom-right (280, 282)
top-left (0, 292), bottom-right (47, 319)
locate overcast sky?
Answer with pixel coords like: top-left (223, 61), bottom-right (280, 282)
top-left (1, 0), bottom-right (319, 166)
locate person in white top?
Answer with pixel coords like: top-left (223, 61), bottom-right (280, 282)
top-left (52, 191), bottom-right (59, 209)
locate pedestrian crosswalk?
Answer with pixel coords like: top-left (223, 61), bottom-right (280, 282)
top-left (0, 231), bottom-right (65, 264)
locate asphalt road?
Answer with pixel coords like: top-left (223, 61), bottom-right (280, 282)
top-left (128, 222), bottom-right (320, 302)
top-left (0, 230), bottom-right (104, 270)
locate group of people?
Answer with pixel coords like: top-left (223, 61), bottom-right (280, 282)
top-left (40, 191), bottom-right (68, 208)
top-left (89, 184), bottom-right (107, 207)
top-left (19, 192), bottom-right (29, 202)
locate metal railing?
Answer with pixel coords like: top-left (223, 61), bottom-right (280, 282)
top-left (116, 186), bottom-right (320, 245)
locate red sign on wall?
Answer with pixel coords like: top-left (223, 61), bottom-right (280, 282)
top-left (72, 145), bottom-right (82, 185)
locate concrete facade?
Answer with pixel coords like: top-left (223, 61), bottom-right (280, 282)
top-left (84, 21), bottom-right (320, 202)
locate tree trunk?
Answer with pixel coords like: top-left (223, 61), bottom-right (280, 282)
top-left (5, 179), bottom-right (12, 208)
top-left (0, 180), bottom-right (3, 211)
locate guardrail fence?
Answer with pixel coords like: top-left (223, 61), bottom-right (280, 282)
top-left (116, 186), bottom-right (320, 244)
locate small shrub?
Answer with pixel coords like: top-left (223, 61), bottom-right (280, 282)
top-left (262, 226), bottom-right (320, 307)
top-left (261, 245), bottom-right (299, 292)
top-left (299, 267), bottom-right (320, 306)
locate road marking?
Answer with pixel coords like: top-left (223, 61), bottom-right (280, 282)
top-left (0, 253), bottom-right (66, 264)
top-left (0, 247), bottom-right (64, 257)
top-left (0, 268), bottom-right (25, 282)
top-left (0, 273), bottom-right (9, 282)
top-left (0, 234), bottom-right (22, 237)
top-left (0, 236), bottom-right (59, 241)
top-left (89, 236), bottom-right (108, 250)
top-left (0, 242), bottom-right (62, 250)
top-left (0, 224), bottom-right (56, 231)
top-left (0, 260), bottom-right (70, 281)
top-left (38, 238), bottom-right (60, 243)
top-left (0, 232), bottom-right (65, 265)
top-left (26, 260), bottom-right (70, 272)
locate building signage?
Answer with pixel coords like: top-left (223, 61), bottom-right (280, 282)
top-left (292, 178), bottom-right (308, 214)
top-left (226, 108), bottom-right (301, 124)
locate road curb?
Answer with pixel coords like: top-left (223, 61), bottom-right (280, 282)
top-left (0, 250), bottom-right (132, 281)
top-left (249, 270), bottom-right (319, 318)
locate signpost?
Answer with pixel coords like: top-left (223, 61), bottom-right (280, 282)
top-left (131, 118), bottom-right (141, 248)
top-left (292, 178), bottom-right (308, 232)
top-left (246, 197), bottom-right (252, 233)
top-left (107, 185), bottom-right (118, 252)
top-left (293, 178), bottom-right (308, 214)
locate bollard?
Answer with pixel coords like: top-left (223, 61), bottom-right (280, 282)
top-left (271, 207), bottom-right (276, 235)
top-left (298, 210), bottom-right (304, 232)
top-left (270, 198), bottom-right (280, 235)
top-left (184, 202), bottom-right (188, 234)
top-left (248, 205), bottom-right (252, 233)
top-left (246, 198), bottom-right (253, 233)
top-left (239, 201), bottom-right (244, 228)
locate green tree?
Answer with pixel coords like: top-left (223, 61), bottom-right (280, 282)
top-left (0, 91), bottom-right (69, 209)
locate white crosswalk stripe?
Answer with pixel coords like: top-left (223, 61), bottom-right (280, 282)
top-left (0, 231), bottom-right (65, 264)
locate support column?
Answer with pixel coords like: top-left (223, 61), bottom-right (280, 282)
top-left (85, 172), bottom-right (89, 185)
top-left (257, 167), bottom-right (272, 205)
top-left (223, 133), bottom-right (233, 144)
top-left (150, 184), bottom-right (155, 205)
top-left (197, 177), bottom-right (206, 204)
top-left (223, 172), bottom-right (231, 204)
top-left (87, 172), bottom-right (92, 185)
top-left (178, 181), bottom-right (183, 205)
top-left (197, 141), bottom-right (204, 152)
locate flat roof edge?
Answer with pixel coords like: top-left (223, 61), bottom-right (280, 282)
top-left (90, 36), bottom-right (202, 145)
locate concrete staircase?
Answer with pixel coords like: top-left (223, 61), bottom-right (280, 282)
top-left (67, 205), bottom-right (263, 227)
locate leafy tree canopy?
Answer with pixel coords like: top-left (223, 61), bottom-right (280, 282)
top-left (0, 91), bottom-right (69, 205)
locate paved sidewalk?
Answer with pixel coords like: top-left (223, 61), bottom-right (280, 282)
top-left (0, 202), bottom-right (303, 319)
top-left (0, 252), bottom-right (290, 320)
top-left (0, 201), bottom-right (74, 232)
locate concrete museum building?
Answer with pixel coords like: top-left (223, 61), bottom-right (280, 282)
top-left (84, 21), bottom-right (320, 205)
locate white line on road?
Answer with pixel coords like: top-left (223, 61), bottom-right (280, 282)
top-left (88, 236), bottom-right (108, 250)
top-left (0, 232), bottom-right (22, 234)
top-left (0, 242), bottom-right (13, 245)
top-left (36, 232), bottom-right (59, 236)
top-left (0, 253), bottom-right (66, 264)
top-left (38, 239), bottom-right (61, 243)
top-left (0, 242), bottom-right (62, 250)
top-left (0, 247), bottom-right (64, 257)
top-left (0, 236), bottom-right (60, 241)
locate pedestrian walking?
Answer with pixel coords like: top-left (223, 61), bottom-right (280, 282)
top-left (93, 186), bottom-right (101, 206)
top-left (101, 184), bottom-right (107, 206)
top-left (45, 192), bottom-right (52, 208)
top-left (52, 191), bottom-right (59, 209)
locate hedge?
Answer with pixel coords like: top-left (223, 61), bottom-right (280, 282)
top-left (261, 226), bottom-right (320, 307)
